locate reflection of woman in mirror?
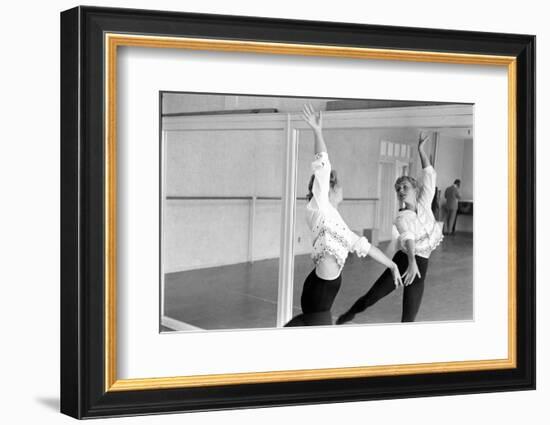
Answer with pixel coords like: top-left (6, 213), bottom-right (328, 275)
top-left (285, 105), bottom-right (402, 327)
top-left (337, 132), bottom-right (443, 324)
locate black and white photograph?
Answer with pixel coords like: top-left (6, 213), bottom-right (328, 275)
top-left (160, 93), bottom-right (474, 332)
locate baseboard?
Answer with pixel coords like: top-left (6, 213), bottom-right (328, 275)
top-left (161, 315), bottom-right (203, 331)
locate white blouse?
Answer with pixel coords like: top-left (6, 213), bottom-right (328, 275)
top-left (306, 152), bottom-right (371, 269)
top-left (394, 166), bottom-right (443, 259)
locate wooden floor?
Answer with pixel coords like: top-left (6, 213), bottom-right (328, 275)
top-left (164, 232), bottom-right (473, 331)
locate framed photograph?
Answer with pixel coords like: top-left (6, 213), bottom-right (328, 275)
top-left (60, 5), bottom-right (535, 419)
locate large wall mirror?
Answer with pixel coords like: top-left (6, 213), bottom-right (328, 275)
top-left (160, 93), bottom-right (473, 332)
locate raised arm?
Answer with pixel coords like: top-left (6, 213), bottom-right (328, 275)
top-left (302, 104), bottom-right (327, 154)
top-left (417, 132), bottom-right (436, 207)
top-left (418, 132), bottom-right (431, 169)
top-left (303, 104), bottom-right (331, 207)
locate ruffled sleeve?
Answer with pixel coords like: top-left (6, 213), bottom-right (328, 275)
top-left (310, 152), bottom-right (331, 209)
top-left (395, 212), bottom-right (416, 245)
top-left (351, 236), bottom-right (371, 258)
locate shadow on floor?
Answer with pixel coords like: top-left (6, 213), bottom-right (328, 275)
top-left (35, 396), bottom-right (59, 412)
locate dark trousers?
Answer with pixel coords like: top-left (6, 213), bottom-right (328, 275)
top-left (285, 269), bottom-right (342, 327)
top-left (345, 250), bottom-right (429, 322)
top-left (444, 206), bottom-right (458, 234)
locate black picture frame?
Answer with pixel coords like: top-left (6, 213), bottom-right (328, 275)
top-left (60, 5), bottom-right (535, 419)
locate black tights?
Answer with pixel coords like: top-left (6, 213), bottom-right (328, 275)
top-left (341, 250), bottom-right (429, 323)
top-left (285, 269), bottom-right (342, 327)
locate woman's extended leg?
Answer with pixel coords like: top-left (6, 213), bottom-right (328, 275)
top-left (337, 251), bottom-right (409, 324)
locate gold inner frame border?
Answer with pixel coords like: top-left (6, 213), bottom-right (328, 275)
top-left (104, 33), bottom-right (517, 392)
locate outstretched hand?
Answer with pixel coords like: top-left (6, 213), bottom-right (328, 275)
top-left (302, 104), bottom-right (322, 132)
top-left (418, 131), bottom-right (429, 150)
top-left (402, 259), bottom-right (421, 286)
top-left (390, 262), bottom-right (404, 288)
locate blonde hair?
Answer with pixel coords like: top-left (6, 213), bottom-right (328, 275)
top-left (394, 175), bottom-right (418, 191)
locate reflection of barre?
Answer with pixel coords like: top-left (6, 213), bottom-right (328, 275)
top-left (165, 195), bottom-right (380, 266)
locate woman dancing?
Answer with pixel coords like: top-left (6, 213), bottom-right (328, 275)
top-left (337, 132), bottom-right (443, 324)
top-left (285, 105), bottom-right (402, 327)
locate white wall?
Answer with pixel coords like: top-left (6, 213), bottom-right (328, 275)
top-left (462, 138), bottom-right (474, 200)
top-left (436, 134), bottom-right (466, 194)
top-left (3, 2), bottom-right (546, 425)
top-left (164, 126), bottom-right (285, 271)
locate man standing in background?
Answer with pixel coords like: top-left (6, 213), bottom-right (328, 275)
top-left (444, 179), bottom-right (461, 235)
